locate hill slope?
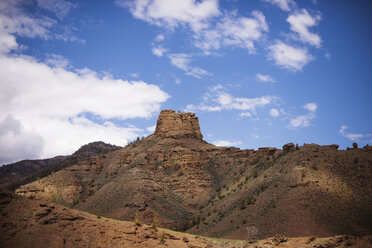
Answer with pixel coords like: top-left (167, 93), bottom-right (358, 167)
top-left (15, 110), bottom-right (372, 240)
top-left (0, 141), bottom-right (121, 190)
top-left (1, 192), bottom-right (371, 248)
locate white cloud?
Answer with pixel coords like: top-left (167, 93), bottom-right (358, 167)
top-left (120, 0), bottom-right (220, 32)
top-left (287, 9), bottom-right (322, 47)
top-left (212, 140), bottom-right (242, 147)
top-left (146, 125), bottom-right (156, 132)
top-left (168, 53), bottom-right (210, 78)
top-left (0, 114), bottom-right (44, 164)
top-left (325, 52), bottom-right (331, 60)
top-left (256, 73), bottom-right (275, 83)
top-left (194, 11), bottom-right (268, 54)
top-left (270, 108), bottom-right (280, 117)
top-left (339, 125), bottom-right (363, 142)
top-left (251, 133), bottom-right (260, 139)
top-left (155, 34), bottom-right (165, 42)
top-left (152, 45), bottom-right (168, 57)
top-left (0, 1), bottom-right (54, 53)
top-left (303, 102), bottom-right (317, 112)
top-left (37, 0), bottom-right (77, 20)
top-left (45, 53), bottom-right (70, 68)
top-left (268, 40), bottom-right (314, 71)
top-left (262, 0), bottom-right (296, 12)
top-left (185, 85), bottom-right (278, 114)
top-left (239, 112), bottom-right (252, 118)
top-left (122, 1), bottom-right (268, 54)
top-left (288, 102), bottom-right (317, 128)
top-left (0, 7), bottom-right (170, 163)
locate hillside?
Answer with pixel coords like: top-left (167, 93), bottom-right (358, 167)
top-left (0, 141), bottom-right (121, 190)
top-left (15, 110), bottom-right (372, 240)
top-left (1, 192), bottom-right (371, 248)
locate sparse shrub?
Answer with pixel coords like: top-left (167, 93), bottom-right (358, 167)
top-left (249, 158), bottom-right (259, 165)
top-left (135, 218), bottom-right (142, 226)
top-left (353, 157), bottom-right (359, 164)
top-left (301, 171), bottom-right (306, 179)
top-left (151, 216), bottom-right (158, 231)
top-left (192, 216), bottom-right (200, 226)
top-left (159, 233), bottom-right (165, 245)
top-left (264, 174), bottom-right (267, 178)
top-left (260, 184), bottom-right (267, 192)
top-left (242, 219), bottom-right (247, 224)
top-left (239, 199), bottom-right (246, 210)
top-left (246, 195), bottom-right (256, 205)
top-left (253, 171), bottom-right (258, 178)
top-left (97, 213), bottom-right (101, 219)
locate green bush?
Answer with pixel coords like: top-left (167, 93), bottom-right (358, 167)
top-left (135, 218), bottom-right (142, 226)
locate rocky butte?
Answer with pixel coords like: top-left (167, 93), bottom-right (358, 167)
top-left (6, 109), bottom-right (372, 247)
top-left (154, 110), bottom-right (203, 139)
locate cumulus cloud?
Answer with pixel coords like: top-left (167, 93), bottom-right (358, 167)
top-left (269, 108), bottom-right (280, 117)
top-left (194, 11), bottom-right (268, 54)
top-left (256, 73), bottom-right (275, 83)
top-left (0, 115), bottom-right (44, 164)
top-left (212, 140), bottom-right (242, 147)
top-left (287, 9), bottom-right (322, 47)
top-left (288, 102), bottom-right (317, 128)
top-left (185, 85), bottom-right (278, 116)
top-left (168, 53), bottom-right (210, 78)
top-left (120, 0), bottom-right (220, 31)
top-left (268, 40), bottom-right (314, 71)
top-left (262, 0), bottom-right (296, 12)
top-left (0, 3), bottom-right (170, 163)
top-left (339, 125), bottom-right (363, 142)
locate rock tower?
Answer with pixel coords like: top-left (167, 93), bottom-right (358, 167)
top-left (154, 110), bottom-right (203, 140)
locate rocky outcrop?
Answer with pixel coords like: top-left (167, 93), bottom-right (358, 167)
top-left (154, 110), bottom-right (203, 139)
top-left (283, 143), bottom-right (295, 152)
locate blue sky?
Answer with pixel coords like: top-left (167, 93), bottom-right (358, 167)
top-left (0, 0), bottom-right (371, 164)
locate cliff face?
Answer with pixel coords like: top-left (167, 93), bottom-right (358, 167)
top-left (155, 110), bottom-right (203, 140)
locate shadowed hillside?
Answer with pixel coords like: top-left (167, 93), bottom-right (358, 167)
top-left (2, 192), bottom-right (371, 248)
top-left (0, 141), bottom-right (121, 190)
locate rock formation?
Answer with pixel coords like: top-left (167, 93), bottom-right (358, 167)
top-left (13, 109), bottom-right (372, 241)
top-left (154, 110), bottom-right (203, 139)
top-left (282, 143), bottom-right (295, 152)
